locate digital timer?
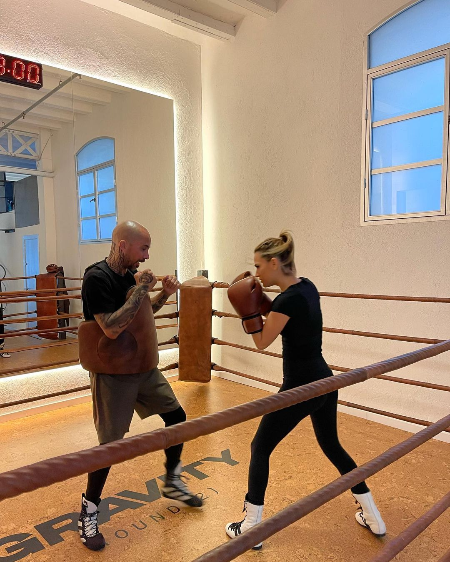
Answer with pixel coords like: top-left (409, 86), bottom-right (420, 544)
top-left (0, 54), bottom-right (43, 90)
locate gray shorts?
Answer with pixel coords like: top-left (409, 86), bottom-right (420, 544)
top-left (90, 368), bottom-right (181, 444)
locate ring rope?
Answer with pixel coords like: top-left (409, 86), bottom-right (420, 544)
top-left (0, 276), bottom-right (36, 281)
top-left (0, 313), bottom-right (83, 326)
top-left (0, 385), bottom-right (91, 409)
top-left (0, 295), bottom-right (81, 304)
top-left (437, 548), bottom-right (450, 562)
top-left (2, 327), bottom-right (78, 339)
top-left (1, 310), bottom-right (38, 319)
top-left (369, 491), bottom-right (450, 562)
top-left (0, 340), bottom-right (448, 501)
top-left (322, 326), bottom-right (443, 345)
top-left (193, 414), bottom-right (450, 562)
top-left (211, 282), bottom-right (450, 303)
top-left (0, 287), bottom-right (81, 297)
top-left (212, 339), bottom-right (450, 392)
top-left (212, 364), bottom-right (450, 432)
top-left (154, 311), bottom-right (179, 320)
top-left (3, 340), bottom-right (78, 354)
top-left (212, 310), bottom-right (443, 345)
top-left (0, 359), bottom-right (78, 376)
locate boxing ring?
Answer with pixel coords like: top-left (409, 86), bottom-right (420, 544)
top-left (0, 269), bottom-right (179, 404)
top-left (0, 275), bottom-right (449, 561)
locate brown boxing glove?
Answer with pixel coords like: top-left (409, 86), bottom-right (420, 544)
top-left (228, 273), bottom-right (265, 334)
top-left (231, 271), bottom-right (272, 317)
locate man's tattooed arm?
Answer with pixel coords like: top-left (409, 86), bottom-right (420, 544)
top-left (94, 284), bottom-right (150, 339)
top-left (151, 290), bottom-right (170, 314)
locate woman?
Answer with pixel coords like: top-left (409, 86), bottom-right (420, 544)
top-left (226, 231), bottom-right (385, 549)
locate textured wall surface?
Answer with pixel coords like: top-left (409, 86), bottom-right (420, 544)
top-left (202, 0), bottom-right (450, 440)
top-left (0, 0), bottom-right (203, 282)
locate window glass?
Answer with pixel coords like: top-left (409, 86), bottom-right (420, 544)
top-left (371, 112), bottom-right (444, 169)
top-left (369, 165), bottom-right (442, 216)
top-left (98, 191), bottom-right (115, 215)
top-left (369, 0), bottom-right (450, 68)
top-left (97, 165), bottom-right (114, 192)
top-left (372, 58), bottom-right (445, 122)
top-left (79, 172), bottom-right (94, 196)
top-left (80, 196), bottom-right (96, 219)
top-left (81, 219), bottom-right (97, 241)
top-left (77, 138), bottom-right (114, 171)
top-left (99, 216), bottom-right (116, 239)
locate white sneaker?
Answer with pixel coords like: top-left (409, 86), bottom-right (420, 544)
top-left (226, 500), bottom-right (264, 550)
top-left (353, 491), bottom-right (386, 536)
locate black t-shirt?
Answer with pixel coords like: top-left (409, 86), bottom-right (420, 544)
top-left (82, 260), bottom-right (136, 321)
top-left (271, 277), bottom-right (329, 382)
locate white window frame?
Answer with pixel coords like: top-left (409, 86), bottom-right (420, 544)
top-left (76, 137), bottom-right (117, 244)
top-left (361, 40), bottom-right (450, 225)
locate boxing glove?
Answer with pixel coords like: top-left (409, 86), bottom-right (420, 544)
top-left (228, 274), bottom-right (265, 334)
top-left (231, 271), bottom-right (272, 317)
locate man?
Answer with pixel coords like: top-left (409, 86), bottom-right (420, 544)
top-left (78, 221), bottom-right (202, 551)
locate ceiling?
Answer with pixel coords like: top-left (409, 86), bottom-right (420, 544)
top-left (0, 0), bottom-right (279, 134)
top-left (0, 68), bottom-right (126, 132)
top-left (80, 0), bottom-right (278, 43)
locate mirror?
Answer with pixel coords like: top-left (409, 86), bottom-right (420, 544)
top-left (0, 64), bottom-right (177, 360)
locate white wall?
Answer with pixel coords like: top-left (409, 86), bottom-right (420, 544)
top-left (201, 0), bottom-right (450, 439)
top-left (0, 0), bottom-right (203, 282)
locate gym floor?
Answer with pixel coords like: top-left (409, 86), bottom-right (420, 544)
top-left (0, 376), bottom-right (448, 561)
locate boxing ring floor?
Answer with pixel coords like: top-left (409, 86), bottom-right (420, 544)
top-left (0, 376), bottom-right (448, 562)
top-left (0, 335), bottom-right (79, 376)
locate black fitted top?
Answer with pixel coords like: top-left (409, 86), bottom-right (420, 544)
top-left (271, 278), bottom-right (331, 383)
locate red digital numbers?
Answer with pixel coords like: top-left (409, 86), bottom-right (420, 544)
top-left (12, 60), bottom-right (26, 80)
top-left (27, 63), bottom-right (41, 84)
top-left (0, 54), bottom-right (42, 89)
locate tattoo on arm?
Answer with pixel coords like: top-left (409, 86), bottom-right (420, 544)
top-left (151, 291), bottom-right (169, 313)
top-left (95, 284), bottom-right (150, 338)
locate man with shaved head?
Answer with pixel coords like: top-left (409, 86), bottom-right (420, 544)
top-left (78, 221), bottom-right (202, 551)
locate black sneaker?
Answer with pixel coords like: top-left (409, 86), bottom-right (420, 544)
top-left (78, 494), bottom-right (105, 551)
top-left (161, 462), bottom-right (203, 507)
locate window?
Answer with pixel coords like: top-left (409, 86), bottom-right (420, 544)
top-left (0, 129), bottom-right (39, 170)
top-left (76, 138), bottom-right (117, 242)
top-left (363, 0), bottom-right (450, 223)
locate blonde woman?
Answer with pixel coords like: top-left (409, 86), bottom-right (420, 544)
top-left (226, 231), bottom-right (385, 549)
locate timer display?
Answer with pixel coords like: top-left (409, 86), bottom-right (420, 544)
top-left (0, 54), bottom-right (43, 90)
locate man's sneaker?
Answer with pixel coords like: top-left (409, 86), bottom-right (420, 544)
top-left (78, 494), bottom-right (105, 550)
top-left (0, 346), bottom-right (10, 358)
top-left (161, 462), bottom-right (203, 507)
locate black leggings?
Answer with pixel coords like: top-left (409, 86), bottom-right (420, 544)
top-left (86, 406), bottom-right (186, 504)
top-left (247, 390), bottom-right (369, 505)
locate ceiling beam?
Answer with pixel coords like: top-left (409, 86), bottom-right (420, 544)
top-left (0, 110), bottom-right (62, 130)
top-left (119, 0), bottom-right (235, 40)
top-left (0, 85), bottom-right (93, 115)
top-left (224, 0), bottom-right (277, 17)
top-left (0, 100), bottom-right (75, 124)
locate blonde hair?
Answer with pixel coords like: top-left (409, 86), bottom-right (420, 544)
top-left (254, 230), bottom-right (296, 274)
